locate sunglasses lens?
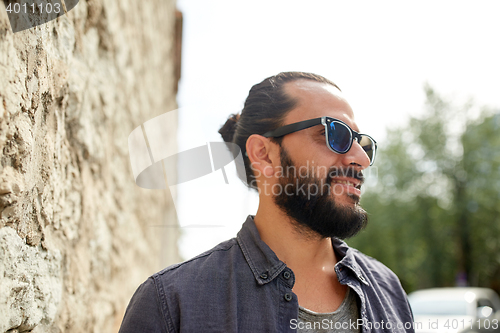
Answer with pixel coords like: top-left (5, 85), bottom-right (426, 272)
top-left (359, 135), bottom-right (375, 163)
top-left (327, 121), bottom-right (352, 153)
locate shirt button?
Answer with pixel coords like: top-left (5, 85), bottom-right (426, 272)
top-left (283, 271), bottom-right (291, 279)
top-left (284, 293), bottom-right (293, 302)
top-left (260, 272), bottom-right (268, 280)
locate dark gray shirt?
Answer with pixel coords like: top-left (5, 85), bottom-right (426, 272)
top-left (119, 216), bottom-right (415, 333)
top-left (297, 287), bottom-right (360, 332)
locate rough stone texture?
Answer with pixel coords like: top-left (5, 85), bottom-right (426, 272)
top-left (0, 1), bottom-right (180, 332)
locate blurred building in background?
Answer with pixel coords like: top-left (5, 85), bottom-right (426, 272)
top-left (0, 1), bottom-right (182, 332)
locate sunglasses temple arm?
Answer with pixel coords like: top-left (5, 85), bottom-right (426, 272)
top-left (263, 118), bottom-right (323, 138)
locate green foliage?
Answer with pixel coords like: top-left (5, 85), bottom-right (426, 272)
top-left (349, 86), bottom-right (500, 293)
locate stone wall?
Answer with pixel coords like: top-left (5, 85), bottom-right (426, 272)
top-left (0, 1), bottom-right (180, 332)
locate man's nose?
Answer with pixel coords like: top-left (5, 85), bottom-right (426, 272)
top-left (342, 140), bottom-right (371, 169)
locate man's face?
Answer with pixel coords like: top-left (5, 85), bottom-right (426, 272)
top-left (274, 145), bottom-right (368, 239)
top-left (271, 80), bottom-right (371, 238)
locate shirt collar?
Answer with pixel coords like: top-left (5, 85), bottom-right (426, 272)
top-left (237, 215), bottom-right (368, 286)
top-left (333, 238), bottom-right (369, 285)
top-left (237, 216), bottom-right (287, 285)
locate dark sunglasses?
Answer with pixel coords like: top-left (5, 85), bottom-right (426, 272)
top-left (263, 117), bottom-right (377, 165)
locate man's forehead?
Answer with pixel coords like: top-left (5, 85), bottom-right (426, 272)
top-left (283, 79), bottom-right (357, 128)
top-left (285, 79), bottom-right (343, 97)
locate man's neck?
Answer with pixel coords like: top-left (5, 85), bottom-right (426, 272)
top-left (254, 206), bottom-right (347, 313)
top-left (253, 206), bottom-right (338, 273)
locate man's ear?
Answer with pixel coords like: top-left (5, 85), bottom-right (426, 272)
top-left (246, 134), bottom-right (280, 178)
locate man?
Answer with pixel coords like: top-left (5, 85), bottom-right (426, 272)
top-left (119, 72), bottom-right (415, 332)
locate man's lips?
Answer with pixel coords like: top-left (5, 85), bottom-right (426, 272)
top-left (330, 177), bottom-right (362, 196)
top-left (331, 178), bottom-right (362, 189)
top-left (326, 167), bottom-right (364, 186)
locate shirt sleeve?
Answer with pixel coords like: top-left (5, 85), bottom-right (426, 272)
top-left (118, 277), bottom-right (169, 333)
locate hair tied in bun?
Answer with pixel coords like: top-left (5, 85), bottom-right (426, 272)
top-left (219, 113), bottom-right (240, 143)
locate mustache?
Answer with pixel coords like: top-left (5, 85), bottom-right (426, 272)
top-left (326, 166), bottom-right (365, 184)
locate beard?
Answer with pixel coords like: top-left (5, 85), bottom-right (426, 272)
top-left (273, 146), bottom-right (368, 240)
